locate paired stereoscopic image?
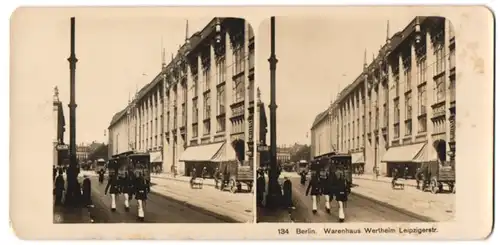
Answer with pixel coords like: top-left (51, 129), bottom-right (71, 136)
top-left (255, 16), bottom-right (456, 223)
top-left (52, 16), bottom-right (255, 223)
top-left (49, 12), bottom-right (456, 225)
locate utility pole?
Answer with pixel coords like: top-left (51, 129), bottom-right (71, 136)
top-left (266, 16), bottom-right (282, 208)
top-left (65, 17), bottom-right (79, 206)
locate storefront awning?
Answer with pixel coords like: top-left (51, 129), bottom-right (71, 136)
top-left (150, 151), bottom-right (162, 163)
top-left (382, 143), bottom-right (426, 163)
top-left (351, 152), bottom-right (364, 164)
top-left (179, 142), bottom-right (225, 162)
top-left (211, 142), bottom-right (237, 162)
top-left (413, 143), bottom-right (438, 163)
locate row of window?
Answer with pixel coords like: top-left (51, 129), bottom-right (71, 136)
top-left (335, 80), bottom-right (451, 146)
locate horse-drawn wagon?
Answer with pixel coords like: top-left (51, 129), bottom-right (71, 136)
top-left (417, 139), bottom-right (455, 194)
top-left (219, 160), bottom-right (253, 193)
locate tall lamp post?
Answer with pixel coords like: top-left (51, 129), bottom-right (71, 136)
top-left (65, 17), bottom-right (79, 206)
top-left (266, 16), bottom-right (282, 208)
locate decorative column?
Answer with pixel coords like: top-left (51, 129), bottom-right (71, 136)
top-left (397, 53), bottom-right (404, 144)
top-left (243, 21), bottom-right (250, 162)
top-left (186, 61), bottom-right (193, 144)
top-left (210, 41), bottom-right (217, 139)
top-left (410, 42), bottom-right (418, 141)
top-left (444, 20), bottom-right (451, 162)
top-left (224, 28), bottom-right (233, 161)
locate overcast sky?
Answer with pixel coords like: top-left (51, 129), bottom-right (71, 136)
top-left (12, 8), bottom-right (211, 145)
top-left (257, 15), bottom-right (416, 146)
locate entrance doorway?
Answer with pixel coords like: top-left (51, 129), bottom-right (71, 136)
top-left (231, 139), bottom-right (245, 163)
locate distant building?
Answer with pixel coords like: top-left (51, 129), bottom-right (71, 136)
top-left (311, 17), bottom-right (456, 177)
top-left (277, 146), bottom-right (291, 164)
top-left (76, 143), bottom-right (90, 163)
top-left (108, 18), bottom-right (255, 176)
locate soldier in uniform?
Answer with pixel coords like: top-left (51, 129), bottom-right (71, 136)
top-left (134, 171), bottom-right (150, 221)
top-left (332, 164), bottom-right (350, 222)
top-left (104, 172), bottom-right (120, 211)
top-left (122, 169), bottom-right (135, 211)
top-left (305, 171), bottom-right (321, 214)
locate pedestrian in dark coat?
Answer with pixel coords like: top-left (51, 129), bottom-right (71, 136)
top-left (201, 167), bottom-right (208, 180)
top-left (104, 173), bottom-right (120, 211)
top-left (81, 175), bottom-right (92, 207)
top-left (54, 169), bottom-right (65, 206)
top-left (256, 170), bottom-right (266, 207)
top-left (53, 166), bottom-right (57, 182)
top-left (214, 167), bottom-right (221, 188)
top-left (282, 176), bottom-right (293, 208)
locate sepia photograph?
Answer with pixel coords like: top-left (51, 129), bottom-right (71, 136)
top-left (256, 15), bottom-right (456, 223)
top-left (42, 13), bottom-right (256, 223)
top-left (9, 6), bottom-right (493, 240)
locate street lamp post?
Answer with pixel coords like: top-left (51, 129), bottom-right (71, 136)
top-left (65, 17), bottom-right (79, 206)
top-left (266, 16), bottom-right (282, 208)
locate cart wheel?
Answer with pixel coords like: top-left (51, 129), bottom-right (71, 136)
top-left (430, 177), bottom-right (439, 194)
top-left (237, 182), bottom-right (242, 192)
top-left (230, 179), bottom-right (237, 193)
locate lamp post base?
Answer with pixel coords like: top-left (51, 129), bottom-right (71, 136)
top-left (64, 166), bottom-right (82, 207)
top-left (265, 180), bottom-right (283, 209)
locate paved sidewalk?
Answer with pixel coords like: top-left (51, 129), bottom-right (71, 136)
top-left (257, 206), bottom-right (293, 223)
top-left (150, 177), bottom-right (254, 223)
top-left (53, 205), bottom-right (93, 223)
top-left (53, 173), bottom-right (93, 223)
top-left (350, 178), bottom-right (455, 222)
top-left (353, 174), bottom-right (420, 188)
top-left (151, 173), bottom-right (219, 188)
top-left (82, 171), bottom-right (225, 189)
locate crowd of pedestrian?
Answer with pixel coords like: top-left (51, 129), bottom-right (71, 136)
top-left (52, 165), bottom-right (93, 208)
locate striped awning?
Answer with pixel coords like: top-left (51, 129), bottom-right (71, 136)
top-left (382, 143), bottom-right (426, 163)
top-left (211, 142), bottom-right (237, 162)
top-left (179, 142), bottom-right (225, 162)
top-left (413, 143), bottom-right (438, 163)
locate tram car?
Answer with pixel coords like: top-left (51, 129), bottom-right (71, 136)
top-left (95, 158), bottom-right (107, 174)
top-left (296, 160), bottom-right (310, 175)
top-left (312, 152), bottom-right (353, 187)
top-left (107, 157), bottom-right (118, 177)
top-left (110, 151), bottom-right (151, 182)
top-left (329, 153), bottom-right (353, 186)
top-left (128, 153), bottom-right (151, 182)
